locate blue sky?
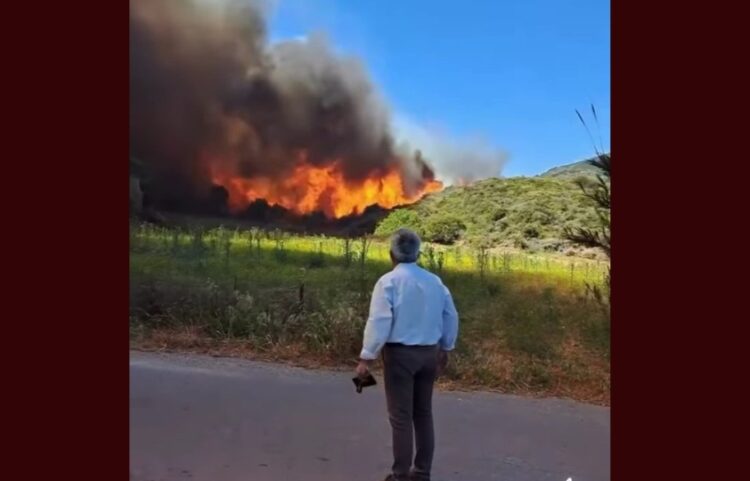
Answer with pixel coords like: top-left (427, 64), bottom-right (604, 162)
top-left (267, 0), bottom-right (610, 177)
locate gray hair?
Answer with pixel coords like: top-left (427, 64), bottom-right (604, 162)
top-left (390, 228), bottom-right (421, 263)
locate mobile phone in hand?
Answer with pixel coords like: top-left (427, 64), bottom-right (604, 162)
top-left (352, 373), bottom-right (377, 393)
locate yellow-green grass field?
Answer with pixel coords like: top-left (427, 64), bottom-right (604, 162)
top-left (130, 223), bottom-right (610, 405)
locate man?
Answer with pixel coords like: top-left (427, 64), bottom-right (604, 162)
top-left (356, 228), bottom-right (460, 481)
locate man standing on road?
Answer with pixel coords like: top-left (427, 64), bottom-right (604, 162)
top-left (356, 228), bottom-right (460, 481)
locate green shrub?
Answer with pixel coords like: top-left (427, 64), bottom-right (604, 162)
top-left (373, 176), bottom-right (602, 250)
top-left (424, 215), bottom-right (466, 244)
top-left (523, 226), bottom-right (540, 239)
top-left (374, 209), bottom-right (425, 237)
top-left (492, 208), bottom-right (507, 221)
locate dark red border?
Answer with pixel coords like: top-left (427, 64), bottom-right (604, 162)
top-left (5, 0), bottom-right (735, 479)
top-left (5, 1), bottom-right (127, 478)
top-left (611, 1), bottom-right (740, 479)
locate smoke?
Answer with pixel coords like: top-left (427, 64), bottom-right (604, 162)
top-left (393, 116), bottom-right (508, 185)
top-left (130, 0), bottom-right (436, 214)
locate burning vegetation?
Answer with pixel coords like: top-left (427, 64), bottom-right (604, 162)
top-left (130, 0), bottom-right (444, 221)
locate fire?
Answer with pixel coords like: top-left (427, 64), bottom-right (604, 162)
top-left (211, 161), bottom-right (442, 219)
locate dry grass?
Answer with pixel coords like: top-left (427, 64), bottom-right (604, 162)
top-left (131, 327), bottom-right (610, 406)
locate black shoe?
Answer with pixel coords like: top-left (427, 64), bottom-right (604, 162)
top-left (408, 470), bottom-right (430, 481)
top-left (383, 475), bottom-right (409, 481)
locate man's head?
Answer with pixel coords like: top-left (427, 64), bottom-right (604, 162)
top-left (390, 228), bottom-right (421, 265)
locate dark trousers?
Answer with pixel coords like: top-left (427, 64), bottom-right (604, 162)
top-left (383, 343), bottom-right (438, 481)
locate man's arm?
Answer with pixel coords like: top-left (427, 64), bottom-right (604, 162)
top-left (437, 284), bottom-right (459, 377)
top-left (359, 278), bottom-right (393, 361)
top-left (438, 284), bottom-right (459, 352)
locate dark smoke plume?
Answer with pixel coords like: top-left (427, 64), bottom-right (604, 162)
top-left (130, 0), bottom-right (437, 215)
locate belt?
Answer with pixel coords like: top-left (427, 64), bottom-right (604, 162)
top-left (385, 343), bottom-right (437, 349)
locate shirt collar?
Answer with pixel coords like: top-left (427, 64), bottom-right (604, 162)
top-left (394, 262), bottom-right (418, 271)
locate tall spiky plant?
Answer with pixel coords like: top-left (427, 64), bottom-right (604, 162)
top-left (564, 105), bottom-right (610, 303)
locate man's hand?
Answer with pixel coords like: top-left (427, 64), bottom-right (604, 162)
top-left (356, 359), bottom-right (373, 378)
top-left (437, 350), bottom-right (449, 378)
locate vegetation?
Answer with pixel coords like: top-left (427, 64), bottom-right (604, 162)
top-left (130, 223), bottom-right (610, 404)
top-left (563, 156), bottom-right (610, 269)
top-left (539, 158), bottom-right (602, 181)
top-left (563, 107), bottom-right (611, 303)
top-left (424, 215), bottom-right (466, 244)
top-left (375, 173), bottom-right (603, 256)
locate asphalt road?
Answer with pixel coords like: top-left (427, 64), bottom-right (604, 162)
top-left (130, 350), bottom-right (609, 481)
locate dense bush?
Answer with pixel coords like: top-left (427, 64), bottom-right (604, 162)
top-left (523, 226), bottom-right (540, 239)
top-left (424, 215), bottom-right (466, 244)
top-left (373, 208), bottom-right (424, 237)
top-left (375, 176), bottom-right (601, 250)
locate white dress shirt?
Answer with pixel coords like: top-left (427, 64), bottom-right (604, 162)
top-left (360, 262), bottom-right (460, 360)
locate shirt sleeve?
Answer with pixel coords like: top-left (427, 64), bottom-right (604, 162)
top-left (359, 277), bottom-right (394, 360)
top-left (439, 284), bottom-right (459, 351)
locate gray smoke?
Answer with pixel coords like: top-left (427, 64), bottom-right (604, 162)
top-left (394, 116), bottom-right (508, 185)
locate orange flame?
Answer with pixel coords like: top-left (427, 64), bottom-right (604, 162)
top-left (211, 161), bottom-right (442, 219)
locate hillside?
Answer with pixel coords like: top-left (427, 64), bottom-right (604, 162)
top-left (375, 164), bottom-right (606, 256)
top-left (539, 158), bottom-right (602, 180)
